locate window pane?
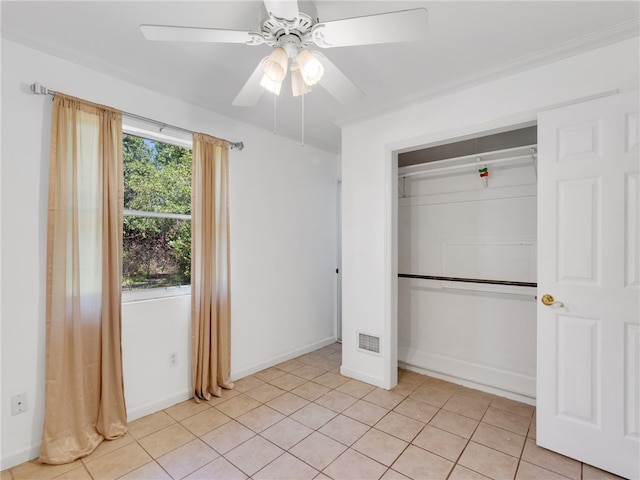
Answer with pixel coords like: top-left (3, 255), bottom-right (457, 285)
top-left (122, 216), bottom-right (191, 290)
top-left (123, 134), bottom-right (192, 215)
top-left (122, 133), bottom-right (192, 291)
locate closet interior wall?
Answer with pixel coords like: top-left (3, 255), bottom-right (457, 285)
top-left (397, 133), bottom-right (538, 403)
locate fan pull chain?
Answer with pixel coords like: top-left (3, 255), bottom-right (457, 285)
top-left (301, 93), bottom-right (305, 147)
top-left (273, 93), bottom-right (277, 135)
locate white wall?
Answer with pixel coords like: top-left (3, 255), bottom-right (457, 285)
top-left (340, 37), bottom-right (639, 391)
top-left (121, 296), bottom-right (192, 421)
top-left (0, 40), bottom-right (338, 468)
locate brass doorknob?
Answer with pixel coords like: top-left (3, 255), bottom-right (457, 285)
top-left (541, 294), bottom-right (564, 307)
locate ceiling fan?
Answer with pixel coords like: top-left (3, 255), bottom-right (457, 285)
top-left (141, 1), bottom-right (428, 106)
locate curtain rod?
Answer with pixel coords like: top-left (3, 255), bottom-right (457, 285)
top-left (30, 82), bottom-right (244, 151)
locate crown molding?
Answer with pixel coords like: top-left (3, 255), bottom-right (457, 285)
top-left (335, 19), bottom-right (640, 129)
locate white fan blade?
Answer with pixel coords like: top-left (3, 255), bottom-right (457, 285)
top-left (311, 8), bottom-right (427, 48)
top-left (312, 52), bottom-right (364, 104)
top-left (141, 24), bottom-right (254, 44)
top-left (233, 58), bottom-right (268, 107)
top-left (263, 0), bottom-right (299, 21)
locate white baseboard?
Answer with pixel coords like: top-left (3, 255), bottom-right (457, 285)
top-left (128, 336), bottom-right (340, 419)
top-left (1, 443), bottom-right (41, 471)
top-left (399, 345), bottom-right (536, 405)
top-left (339, 365), bottom-right (386, 389)
top-left (1, 338), bottom-right (338, 471)
top-left (126, 388), bottom-right (193, 422)
top-left (231, 336), bottom-right (337, 381)
top-left (1, 389), bottom-right (194, 470)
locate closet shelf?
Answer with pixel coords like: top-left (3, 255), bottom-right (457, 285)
top-left (398, 144), bottom-right (537, 179)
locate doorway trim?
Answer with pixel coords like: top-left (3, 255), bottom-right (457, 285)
top-left (385, 113), bottom-right (541, 391)
top-left (383, 92), bottom-right (619, 391)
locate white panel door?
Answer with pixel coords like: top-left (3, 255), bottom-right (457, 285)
top-left (537, 90), bottom-right (639, 479)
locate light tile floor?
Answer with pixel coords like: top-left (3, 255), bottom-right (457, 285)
top-left (1, 343), bottom-right (626, 480)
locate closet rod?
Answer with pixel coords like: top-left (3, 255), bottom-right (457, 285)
top-left (398, 273), bottom-right (536, 288)
top-left (30, 82), bottom-right (244, 151)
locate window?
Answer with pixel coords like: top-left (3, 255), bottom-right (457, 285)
top-left (122, 131), bottom-right (192, 296)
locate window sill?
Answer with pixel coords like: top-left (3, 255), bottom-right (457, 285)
top-left (122, 285), bottom-right (191, 303)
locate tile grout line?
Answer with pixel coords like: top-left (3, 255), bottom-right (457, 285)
top-left (444, 397), bottom-right (487, 480)
top-left (512, 409), bottom-right (536, 480)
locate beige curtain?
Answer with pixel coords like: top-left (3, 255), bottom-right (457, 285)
top-left (191, 133), bottom-right (233, 401)
top-left (40, 94), bottom-right (127, 464)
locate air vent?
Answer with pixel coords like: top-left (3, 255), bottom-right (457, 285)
top-left (358, 333), bottom-right (381, 355)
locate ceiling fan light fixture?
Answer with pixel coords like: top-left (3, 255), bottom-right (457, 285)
top-left (260, 73), bottom-right (282, 95)
top-left (291, 64), bottom-right (311, 97)
top-left (263, 47), bottom-right (288, 82)
top-left (297, 49), bottom-right (324, 86)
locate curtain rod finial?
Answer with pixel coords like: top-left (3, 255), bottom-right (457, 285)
top-left (30, 82), bottom-right (49, 95)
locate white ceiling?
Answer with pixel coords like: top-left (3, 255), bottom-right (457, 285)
top-left (2, 1), bottom-right (638, 153)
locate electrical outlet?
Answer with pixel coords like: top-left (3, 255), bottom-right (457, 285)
top-left (11, 393), bottom-right (27, 415)
top-left (169, 352), bottom-right (178, 367)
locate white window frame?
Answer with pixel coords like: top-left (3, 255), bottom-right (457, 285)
top-left (121, 122), bottom-right (193, 303)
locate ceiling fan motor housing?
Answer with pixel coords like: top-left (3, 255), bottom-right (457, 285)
top-left (259, 1), bottom-right (319, 56)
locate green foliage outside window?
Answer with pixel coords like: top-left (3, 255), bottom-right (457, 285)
top-left (122, 134), bottom-right (192, 290)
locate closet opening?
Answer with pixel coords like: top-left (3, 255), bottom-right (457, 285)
top-left (396, 125), bottom-right (538, 404)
